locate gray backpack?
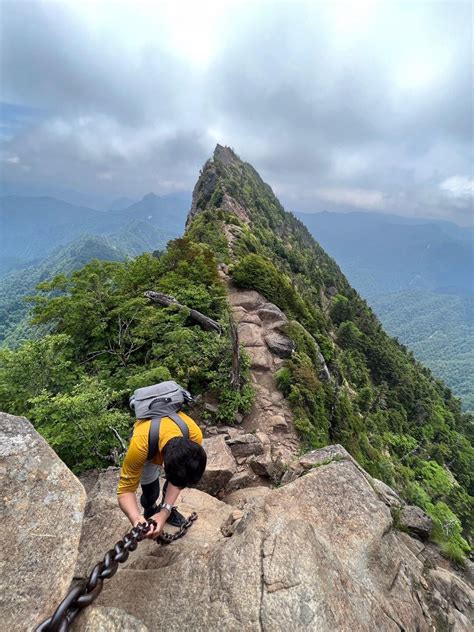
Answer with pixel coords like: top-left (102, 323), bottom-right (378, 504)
top-left (129, 381), bottom-right (193, 461)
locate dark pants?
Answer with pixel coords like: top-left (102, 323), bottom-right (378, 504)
top-left (140, 478), bottom-right (169, 512)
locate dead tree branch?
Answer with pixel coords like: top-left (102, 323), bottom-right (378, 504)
top-left (229, 315), bottom-right (241, 389)
top-left (109, 426), bottom-right (127, 453)
top-left (144, 291), bottom-right (222, 334)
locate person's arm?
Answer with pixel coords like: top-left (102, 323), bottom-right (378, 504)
top-left (162, 481), bottom-right (181, 508)
top-left (146, 482), bottom-right (182, 538)
top-left (117, 492), bottom-right (143, 526)
top-left (117, 430), bottom-right (147, 526)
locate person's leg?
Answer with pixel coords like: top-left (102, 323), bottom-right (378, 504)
top-left (140, 461), bottom-right (160, 519)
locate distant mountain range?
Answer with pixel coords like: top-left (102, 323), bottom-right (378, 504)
top-left (296, 210), bottom-right (474, 410)
top-left (0, 192), bottom-right (190, 345)
top-left (296, 210), bottom-right (473, 298)
top-left (0, 191), bottom-right (190, 275)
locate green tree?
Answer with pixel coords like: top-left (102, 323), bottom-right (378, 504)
top-left (29, 377), bottom-right (129, 472)
top-left (0, 334), bottom-right (78, 415)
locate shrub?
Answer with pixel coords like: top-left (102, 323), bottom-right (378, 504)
top-left (28, 377), bottom-right (129, 473)
top-left (233, 254), bottom-right (310, 322)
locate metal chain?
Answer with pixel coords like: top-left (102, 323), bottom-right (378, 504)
top-left (35, 513), bottom-right (198, 632)
top-left (158, 511), bottom-right (198, 544)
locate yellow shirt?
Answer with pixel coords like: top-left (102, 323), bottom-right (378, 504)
top-left (117, 412), bottom-right (203, 495)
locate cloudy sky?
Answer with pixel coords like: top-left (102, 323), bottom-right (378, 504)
top-left (1, 0), bottom-right (472, 223)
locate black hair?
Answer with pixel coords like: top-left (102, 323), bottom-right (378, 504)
top-left (163, 437), bottom-right (207, 488)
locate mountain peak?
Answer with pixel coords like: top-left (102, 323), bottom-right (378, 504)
top-left (142, 192), bottom-right (158, 202)
top-left (213, 144), bottom-right (239, 167)
top-left (187, 145), bottom-right (262, 226)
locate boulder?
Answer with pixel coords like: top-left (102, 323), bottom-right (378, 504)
top-left (246, 346), bottom-right (273, 370)
top-left (229, 289), bottom-right (266, 311)
top-left (196, 436), bottom-right (237, 495)
top-left (268, 414), bottom-right (288, 431)
top-left (239, 313), bottom-right (262, 326)
top-left (238, 322), bottom-right (264, 347)
top-left (371, 477), bottom-right (403, 508)
top-left (225, 469), bottom-right (257, 493)
top-left (399, 504), bottom-right (433, 540)
top-left (264, 332), bottom-right (295, 358)
top-left (81, 453), bottom-right (473, 631)
top-left (230, 306), bottom-right (247, 323)
top-left (257, 304), bottom-right (288, 323)
top-left (75, 468), bottom-right (135, 578)
top-left (74, 607), bottom-right (149, 631)
top-left (281, 444), bottom-right (359, 485)
top-left (226, 433), bottom-right (264, 458)
top-left (249, 452), bottom-right (275, 478)
top-left (0, 413), bottom-right (86, 632)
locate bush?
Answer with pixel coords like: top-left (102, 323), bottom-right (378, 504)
top-left (428, 501), bottom-right (471, 564)
top-left (331, 294), bottom-right (353, 324)
top-left (28, 377), bottom-right (130, 473)
top-left (233, 254), bottom-right (310, 322)
top-left (127, 366), bottom-right (172, 392)
top-left (0, 334), bottom-right (78, 415)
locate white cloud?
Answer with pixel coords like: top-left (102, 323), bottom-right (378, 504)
top-left (0, 0), bottom-right (472, 223)
top-left (315, 187), bottom-right (385, 210)
top-left (440, 176), bottom-right (474, 199)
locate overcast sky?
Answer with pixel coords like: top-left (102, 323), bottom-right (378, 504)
top-left (1, 0), bottom-right (473, 223)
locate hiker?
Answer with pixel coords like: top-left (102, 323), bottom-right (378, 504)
top-left (117, 381), bottom-right (207, 539)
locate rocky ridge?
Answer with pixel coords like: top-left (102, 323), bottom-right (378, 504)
top-left (2, 145), bottom-right (473, 631)
top-left (192, 146), bottom-right (302, 491)
top-left (2, 413), bottom-right (473, 632)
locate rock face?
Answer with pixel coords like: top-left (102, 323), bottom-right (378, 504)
top-left (74, 607), bottom-right (149, 632)
top-left (196, 436), bottom-right (237, 495)
top-left (0, 413), bottom-right (86, 632)
top-left (75, 468), bottom-right (134, 578)
top-left (4, 416), bottom-right (471, 632)
top-left (71, 448), bottom-right (473, 632)
top-left (399, 504), bottom-right (433, 539)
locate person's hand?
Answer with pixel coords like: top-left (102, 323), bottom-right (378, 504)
top-left (133, 516), bottom-right (146, 528)
top-left (143, 511), bottom-right (167, 539)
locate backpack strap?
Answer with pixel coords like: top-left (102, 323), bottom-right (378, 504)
top-left (147, 413), bottom-right (190, 461)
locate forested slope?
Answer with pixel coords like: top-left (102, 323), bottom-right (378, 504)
top-left (295, 210), bottom-right (474, 411)
top-left (0, 224), bottom-right (175, 347)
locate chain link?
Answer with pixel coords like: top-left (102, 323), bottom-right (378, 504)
top-left (35, 512), bottom-right (198, 632)
top-left (158, 511), bottom-right (198, 544)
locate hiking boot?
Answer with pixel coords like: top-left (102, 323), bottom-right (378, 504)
top-left (166, 506), bottom-right (187, 527)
